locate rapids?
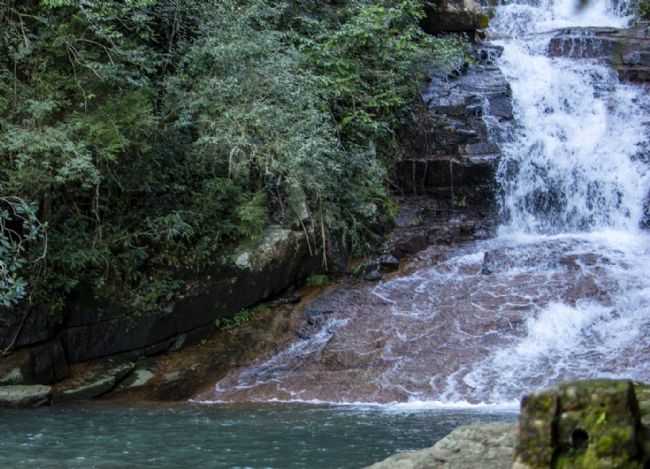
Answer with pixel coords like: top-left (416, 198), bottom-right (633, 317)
top-left (204, 0), bottom-right (650, 406)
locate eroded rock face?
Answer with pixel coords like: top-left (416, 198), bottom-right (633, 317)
top-left (514, 380), bottom-right (649, 469)
top-left (365, 423), bottom-right (517, 469)
top-left (396, 50), bottom-right (513, 211)
top-left (391, 46), bottom-right (512, 257)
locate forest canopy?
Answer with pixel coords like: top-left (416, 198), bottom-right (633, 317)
top-left (0, 0), bottom-right (465, 312)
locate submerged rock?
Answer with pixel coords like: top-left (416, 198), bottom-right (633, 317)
top-left (0, 385), bottom-right (52, 408)
top-left (366, 423), bottom-right (516, 469)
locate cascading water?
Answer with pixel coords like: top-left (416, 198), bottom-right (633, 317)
top-left (204, 0), bottom-right (650, 406)
top-left (494, 0), bottom-right (647, 233)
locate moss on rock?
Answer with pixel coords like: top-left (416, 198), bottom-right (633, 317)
top-left (515, 380), bottom-right (648, 469)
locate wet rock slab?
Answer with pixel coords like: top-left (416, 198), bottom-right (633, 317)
top-left (206, 235), bottom-right (650, 404)
top-left (366, 423), bottom-right (516, 469)
top-left (0, 385), bottom-right (52, 408)
top-left (55, 361), bottom-right (135, 401)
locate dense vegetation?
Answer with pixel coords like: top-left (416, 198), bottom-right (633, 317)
top-left (0, 0), bottom-right (465, 313)
top-left (641, 0), bottom-right (650, 19)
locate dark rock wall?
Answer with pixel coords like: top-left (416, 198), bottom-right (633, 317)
top-left (0, 227), bottom-right (321, 387)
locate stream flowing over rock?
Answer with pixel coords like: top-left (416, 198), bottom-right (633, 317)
top-left (201, 0), bottom-right (650, 406)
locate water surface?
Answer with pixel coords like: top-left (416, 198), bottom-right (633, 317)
top-left (0, 403), bottom-right (514, 469)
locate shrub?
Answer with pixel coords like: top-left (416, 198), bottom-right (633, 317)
top-left (0, 0), bottom-right (466, 313)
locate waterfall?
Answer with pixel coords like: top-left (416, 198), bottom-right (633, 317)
top-left (494, 0), bottom-right (649, 234)
top-left (203, 0), bottom-right (650, 406)
top-left (453, 0), bottom-right (650, 402)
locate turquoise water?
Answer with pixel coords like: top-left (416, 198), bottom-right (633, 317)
top-left (0, 403), bottom-right (515, 468)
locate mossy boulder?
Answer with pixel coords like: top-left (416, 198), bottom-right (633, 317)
top-left (516, 388), bottom-right (559, 467)
top-left (514, 379), bottom-right (648, 469)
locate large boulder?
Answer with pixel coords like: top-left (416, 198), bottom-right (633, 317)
top-left (365, 423), bottom-right (516, 469)
top-left (514, 380), bottom-right (647, 469)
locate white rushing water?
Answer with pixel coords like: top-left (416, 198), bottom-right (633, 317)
top-left (454, 0), bottom-right (650, 402)
top-left (494, 0), bottom-right (647, 233)
top-left (206, 0), bottom-right (650, 407)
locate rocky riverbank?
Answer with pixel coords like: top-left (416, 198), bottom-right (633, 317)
top-left (367, 379), bottom-right (650, 469)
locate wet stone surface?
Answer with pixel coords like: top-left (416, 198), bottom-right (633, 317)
top-left (203, 234), bottom-right (650, 404)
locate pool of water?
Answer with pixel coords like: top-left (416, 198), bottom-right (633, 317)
top-left (0, 403), bottom-right (515, 468)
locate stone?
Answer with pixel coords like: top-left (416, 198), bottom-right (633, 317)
top-left (396, 62), bottom-right (512, 212)
top-left (155, 366), bottom-right (199, 401)
top-left (0, 339), bottom-right (69, 385)
top-left (0, 385), bottom-right (52, 408)
top-left (30, 339), bottom-right (69, 384)
top-left (514, 379), bottom-right (645, 469)
top-left (0, 349), bottom-right (31, 385)
top-left (115, 367), bottom-right (155, 392)
top-left (377, 255), bottom-right (400, 273)
top-left (365, 423), bottom-right (516, 469)
top-left (364, 270), bottom-right (383, 282)
top-left (515, 388), bottom-right (559, 468)
top-left (297, 309), bottom-right (334, 339)
top-left (0, 304), bottom-right (61, 350)
top-left (57, 362), bottom-right (134, 401)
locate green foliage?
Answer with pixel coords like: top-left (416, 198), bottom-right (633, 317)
top-left (215, 306), bottom-right (268, 330)
top-left (0, 196), bottom-right (45, 306)
top-left (641, 0), bottom-right (650, 19)
top-left (0, 0), bottom-right (466, 314)
top-left (305, 274), bottom-right (331, 287)
top-left (302, 0), bottom-right (464, 147)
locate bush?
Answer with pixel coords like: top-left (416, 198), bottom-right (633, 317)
top-left (0, 0), bottom-right (466, 313)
